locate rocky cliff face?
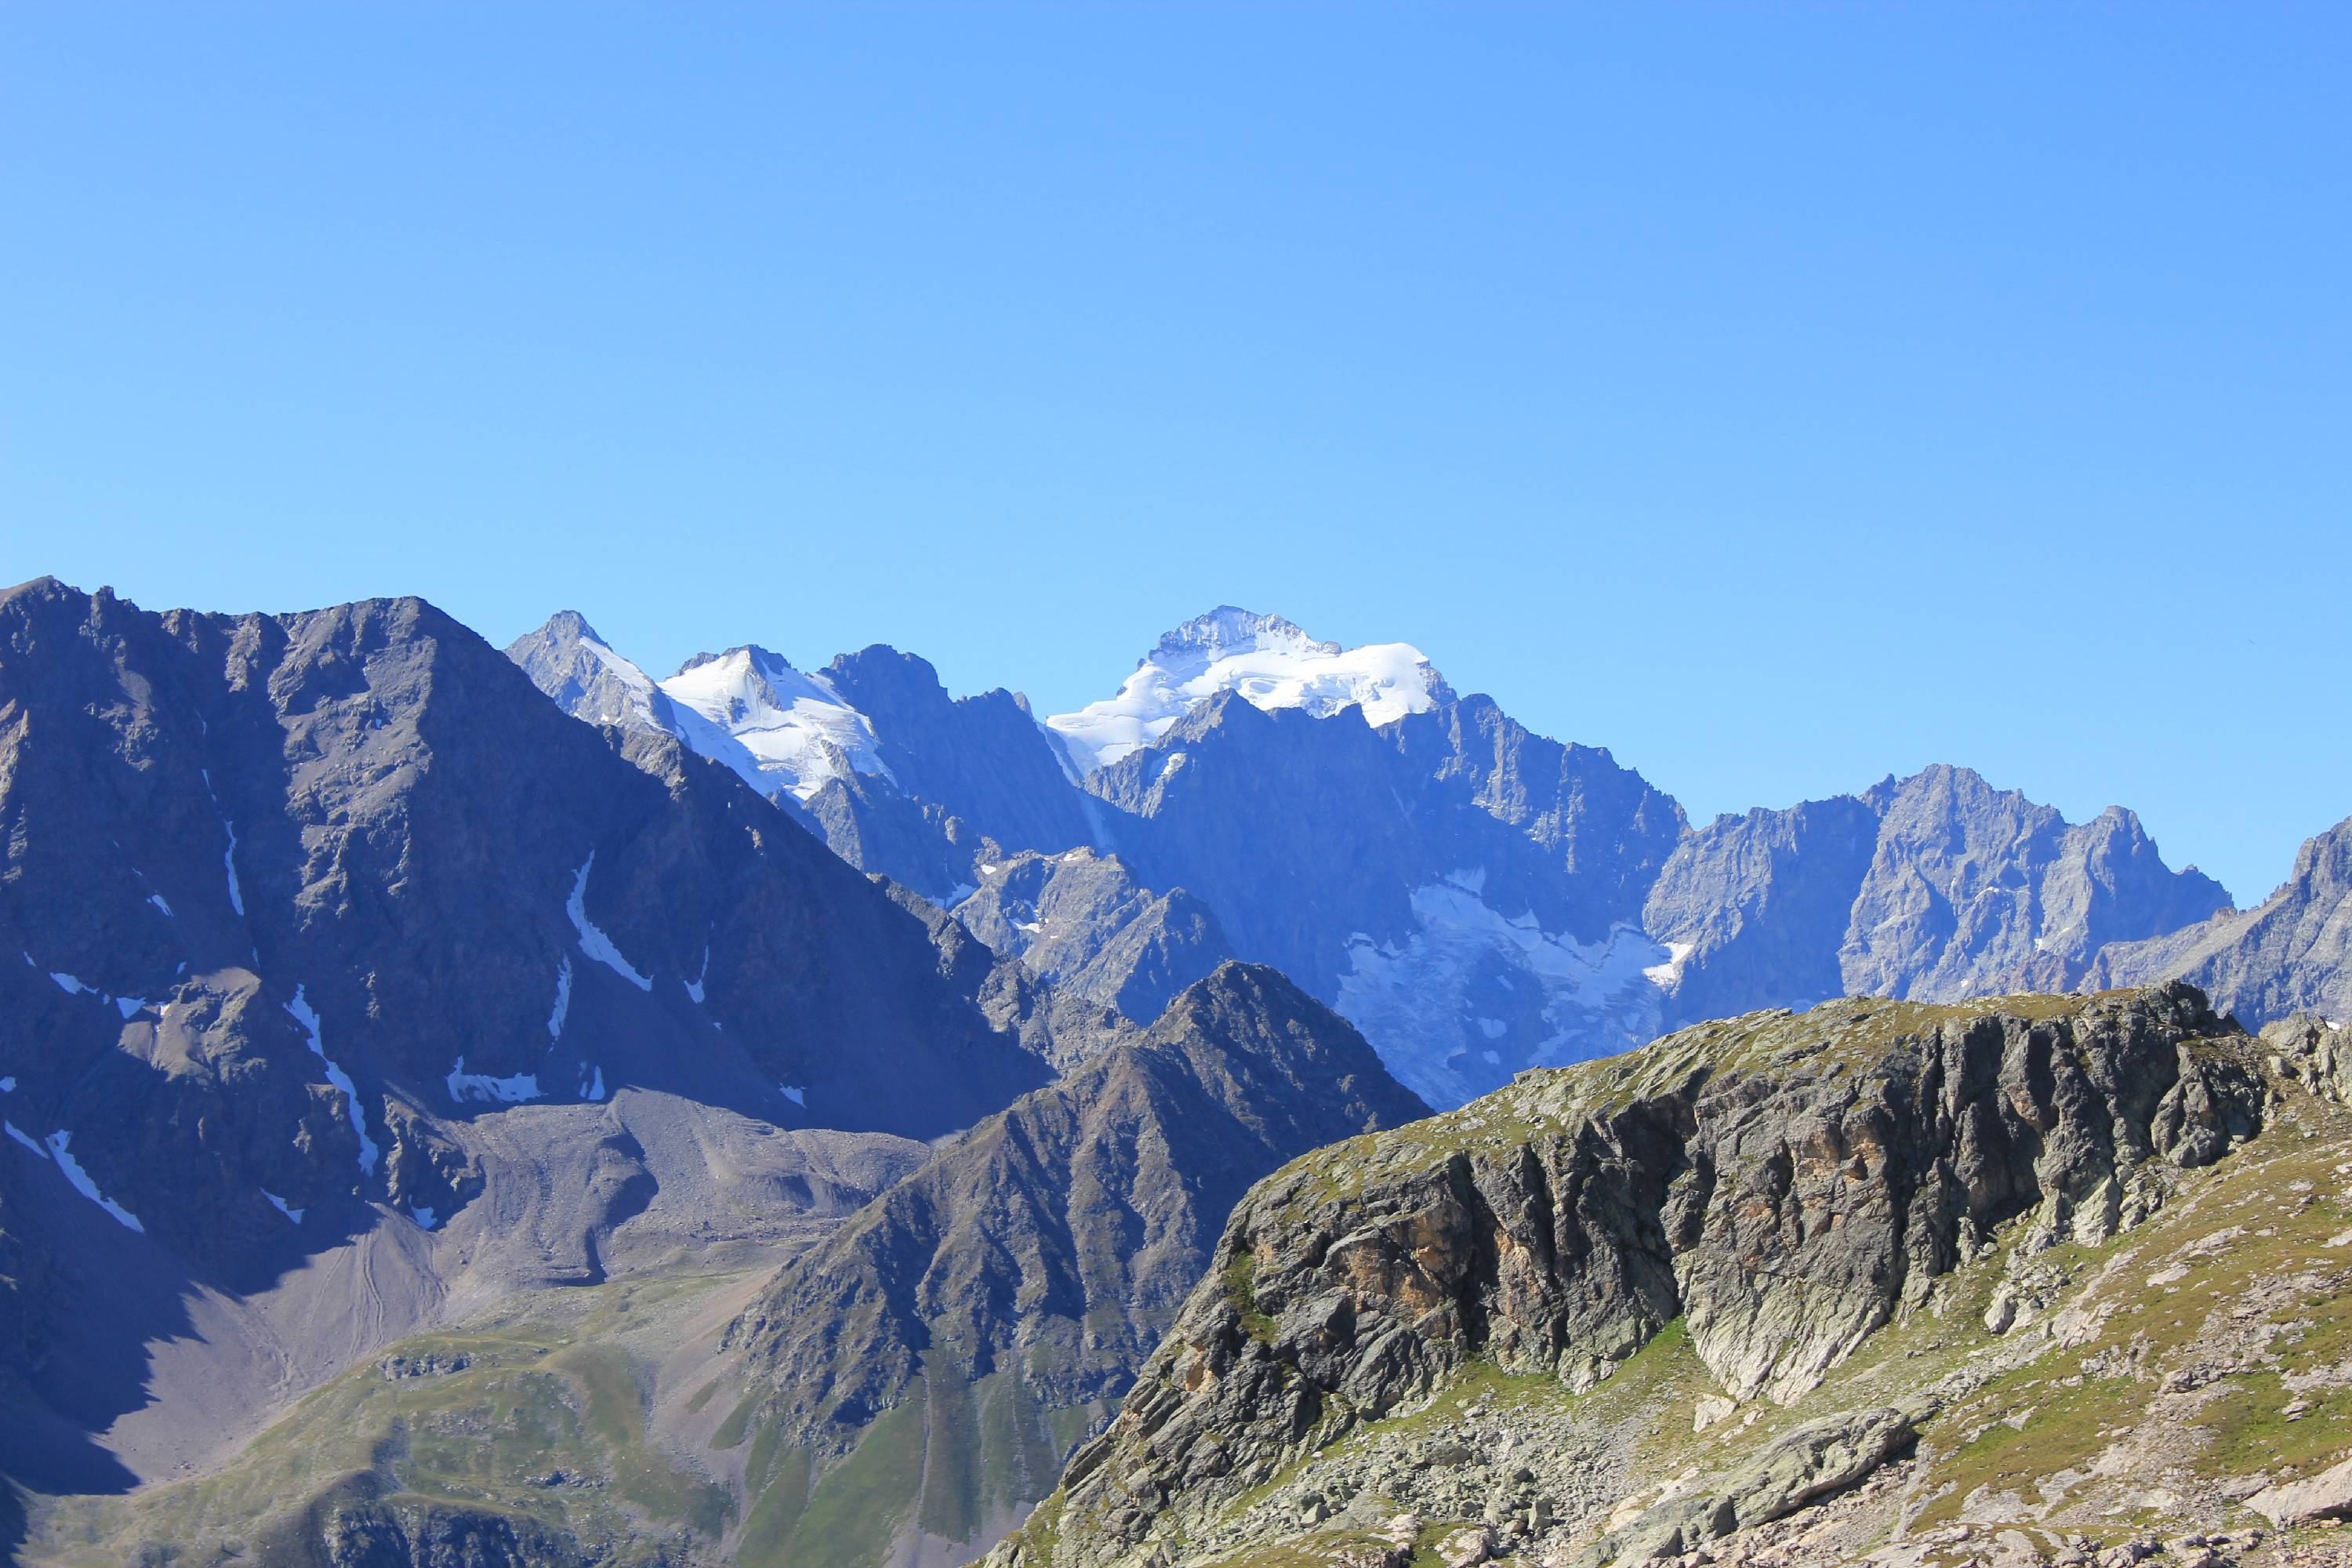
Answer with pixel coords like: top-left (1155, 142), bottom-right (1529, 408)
top-left (2089, 813), bottom-right (2352, 1029)
top-left (717, 964), bottom-right (1428, 1568)
top-left (503, 609), bottom-right (683, 735)
top-left (996, 983), bottom-right (2267, 1568)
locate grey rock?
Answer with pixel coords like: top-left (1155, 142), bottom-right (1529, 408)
top-left (1647, 767), bottom-right (2230, 1030)
top-left (2258, 1011), bottom-right (2352, 1102)
top-left (1435, 1523), bottom-right (1495, 1566)
top-left (2246, 1454), bottom-right (2352, 1526)
top-left (819, 643), bottom-right (1098, 860)
top-left (502, 609), bottom-right (680, 735)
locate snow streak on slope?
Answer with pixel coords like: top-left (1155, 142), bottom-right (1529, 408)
top-left (547, 956), bottom-right (574, 1038)
top-left (567, 854), bottom-right (651, 989)
top-left (1334, 870), bottom-right (1677, 1109)
top-left (657, 645), bottom-right (892, 802)
top-left (1046, 607), bottom-right (1446, 774)
top-left (45, 1130), bottom-right (145, 1232)
top-left (445, 1058), bottom-right (543, 1104)
top-left (287, 985), bottom-right (381, 1175)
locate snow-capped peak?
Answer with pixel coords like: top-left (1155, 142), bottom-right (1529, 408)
top-left (658, 645), bottom-right (892, 803)
top-left (1046, 606), bottom-right (1446, 774)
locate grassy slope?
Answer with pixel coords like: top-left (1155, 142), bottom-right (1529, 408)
top-left (23, 1262), bottom-right (1109, 1568)
top-left (24, 1272), bottom-right (739, 1566)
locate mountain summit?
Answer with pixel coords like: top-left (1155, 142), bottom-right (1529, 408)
top-left (1044, 608), bottom-right (1450, 774)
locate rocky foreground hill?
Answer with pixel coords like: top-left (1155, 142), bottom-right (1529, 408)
top-left (982, 983), bottom-right (2352, 1568)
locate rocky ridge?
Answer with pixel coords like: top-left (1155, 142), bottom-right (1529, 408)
top-left (956, 848), bottom-right (1237, 1024)
top-left (1643, 766), bottom-right (2233, 1029)
top-left (714, 963), bottom-right (1428, 1567)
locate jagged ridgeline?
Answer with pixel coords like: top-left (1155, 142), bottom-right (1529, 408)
top-left (989, 985), bottom-right (2352, 1568)
top-left (0, 579), bottom-right (1040, 1555)
top-left (507, 606), bottom-right (2341, 1118)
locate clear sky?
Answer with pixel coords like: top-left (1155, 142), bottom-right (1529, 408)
top-left (5, 5), bottom-right (2345, 905)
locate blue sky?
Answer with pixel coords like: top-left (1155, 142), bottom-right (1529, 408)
top-left (5, 5), bottom-right (2345, 903)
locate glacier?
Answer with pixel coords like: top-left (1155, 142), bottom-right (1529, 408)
top-left (1046, 606), bottom-right (1445, 774)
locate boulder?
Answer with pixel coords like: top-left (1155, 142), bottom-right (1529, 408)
top-left (2248, 1457), bottom-right (2352, 1526)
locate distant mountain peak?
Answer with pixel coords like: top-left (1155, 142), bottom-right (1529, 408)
top-left (1049, 608), bottom-right (1448, 775)
top-left (670, 642), bottom-right (792, 681)
top-left (535, 607), bottom-right (604, 643)
top-left (504, 610), bottom-right (671, 734)
top-left (1146, 606), bottom-right (1333, 665)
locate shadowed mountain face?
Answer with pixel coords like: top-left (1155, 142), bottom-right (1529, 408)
top-left (718, 963), bottom-right (1429, 1568)
top-left (0, 577), bottom-right (1050, 1530)
top-left (0, 578), bottom-right (1044, 1142)
top-left (818, 644), bottom-right (1101, 862)
top-left (956, 848), bottom-right (1236, 1024)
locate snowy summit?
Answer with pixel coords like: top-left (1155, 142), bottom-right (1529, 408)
top-left (1045, 607), bottom-right (1447, 774)
top-left (659, 646), bottom-right (892, 803)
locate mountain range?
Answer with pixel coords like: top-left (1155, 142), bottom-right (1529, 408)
top-left (506, 603), bottom-right (2328, 1111)
top-left (2, 577), bottom-right (2344, 1568)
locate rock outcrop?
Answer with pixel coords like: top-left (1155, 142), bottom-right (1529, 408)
top-left (1568, 1404), bottom-right (1916, 1567)
top-left (1004, 983), bottom-right (2262, 1566)
top-left (2246, 1456), bottom-right (2352, 1529)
